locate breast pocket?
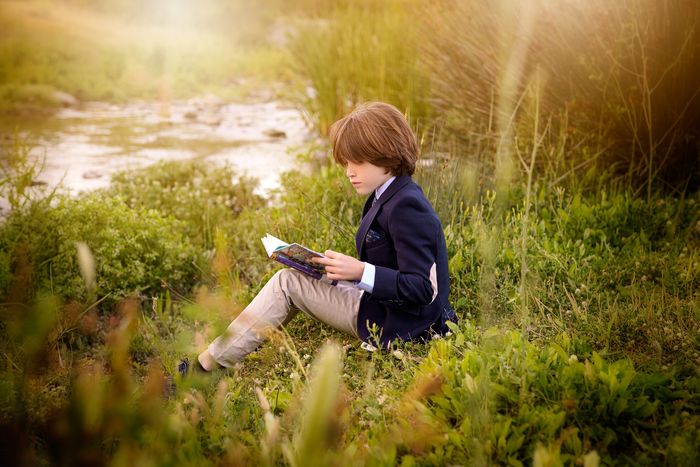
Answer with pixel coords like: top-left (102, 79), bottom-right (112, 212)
top-left (365, 228), bottom-right (387, 247)
top-left (364, 226), bottom-right (395, 265)
top-left (365, 237), bottom-right (389, 251)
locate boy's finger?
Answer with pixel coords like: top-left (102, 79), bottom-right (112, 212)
top-left (324, 250), bottom-right (338, 258)
top-left (313, 256), bottom-right (331, 265)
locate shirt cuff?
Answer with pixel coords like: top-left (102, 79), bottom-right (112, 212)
top-left (356, 262), bottom-right (375, 293)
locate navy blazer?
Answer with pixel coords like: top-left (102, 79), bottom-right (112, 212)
top-left (355, 175), bottom-right (456, 346)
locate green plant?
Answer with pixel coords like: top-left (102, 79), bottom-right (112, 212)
top-left (1, 149), bottom-right (699, 465)
top-left (108, 160), bottom-right (264, 250)
top-left (288, 0), bottom-right (431, 135)
top-left (397, 328), bottom-right (700, 465)
top-left (418, 0), bottom-right (700, 194)
top-left (0, 134), bottom-right (56, 212)
top-left (0, 193), bottom-right (200, 309)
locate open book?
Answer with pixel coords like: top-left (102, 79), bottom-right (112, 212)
top-left (261, 233), bottom-right (327, 280)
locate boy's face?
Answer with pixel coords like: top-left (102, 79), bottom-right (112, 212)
top-left (345, 161), bottom-right (393, 196)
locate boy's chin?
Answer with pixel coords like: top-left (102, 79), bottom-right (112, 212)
top-left (353, 186), bottom-right (372, 195)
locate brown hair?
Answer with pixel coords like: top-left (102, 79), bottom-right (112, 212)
top-left (329, 102), bottom-right (418, 176)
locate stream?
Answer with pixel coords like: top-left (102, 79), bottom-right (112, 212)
top-left (3, 96), bottom-right (313, 205)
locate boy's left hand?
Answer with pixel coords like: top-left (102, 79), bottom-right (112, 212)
top-left (312, 250), bottom-right (365, 281)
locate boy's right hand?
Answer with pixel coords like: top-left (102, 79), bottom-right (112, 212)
top-left (312, 250), bottom-right (365, 281)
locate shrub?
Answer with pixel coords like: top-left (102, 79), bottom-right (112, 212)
top-left (0, 193), bottom-right (200, 309)
top-left (107, 160), bottom-right (264, 250)
top-left (403, 328), bottom-right (700, 465)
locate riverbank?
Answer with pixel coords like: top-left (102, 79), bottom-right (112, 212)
top-left (1, 97), bottom-right (311, 198)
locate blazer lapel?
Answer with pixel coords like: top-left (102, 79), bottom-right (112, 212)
top-left (355, 176), bottom-right (412, 258)
top-left (355, 196), bottom-right (381, 257)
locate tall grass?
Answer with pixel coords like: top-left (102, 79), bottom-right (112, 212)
top-left (287, 0), bottom-right (699, 194)
top-left (418, 0), bottom-right (700, 195)
top-left (287, 0), bottom-right (431, 135)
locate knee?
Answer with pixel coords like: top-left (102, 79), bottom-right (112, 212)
top-left (272, 269), bottom-right (312, 301)
top-left (270, 268), bottom-right (300, 293)
top-left (270, 269), bottom-right (287, 282)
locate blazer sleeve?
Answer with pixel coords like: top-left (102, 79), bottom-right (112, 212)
top-left (371, 195), bottom-right (438, 307)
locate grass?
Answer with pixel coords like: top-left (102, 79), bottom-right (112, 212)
top-left (0, 0), bottom-right (293, 116)
top-left (286, 0), bottom-right (432, 135)
top-left (282, 0), bottom-right (699, 193)
top-left (414, 0), bottom-right (700, 196)
top-left (1, 146), bottom-right (698, 464)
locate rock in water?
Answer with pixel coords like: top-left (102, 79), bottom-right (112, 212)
top-left (264, 129), bottom-right (287, 139)
top-left (52, 91), bottom-right (79, 107)
top-left (82, 171), bottom-right (103, 180)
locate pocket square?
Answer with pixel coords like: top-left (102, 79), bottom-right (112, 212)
top-left (365, 228), bottom-right (385, 244)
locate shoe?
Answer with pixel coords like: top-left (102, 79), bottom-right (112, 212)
top-left (177, 357), bottom-right (208, 377)
top-left (163, 357), bottom-right (207, 399)
top-left (177, 357), bottom-right (192, 377)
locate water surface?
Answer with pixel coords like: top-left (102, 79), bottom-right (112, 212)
top-left (5, 97), bottom-right (312, 201)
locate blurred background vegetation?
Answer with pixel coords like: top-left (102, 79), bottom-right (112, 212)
top-left (0, 0), bottom-right (293, 112)
top-left (1, 0), bottom-right (699, 465)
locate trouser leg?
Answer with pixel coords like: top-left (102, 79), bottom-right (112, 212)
top-left (199, 269), bottom-right (363, 369)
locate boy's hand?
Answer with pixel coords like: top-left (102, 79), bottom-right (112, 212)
top-left (312, 250), bottom-right (365, 281)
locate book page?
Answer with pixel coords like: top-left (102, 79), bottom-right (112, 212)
top-left (261, 233), bottom-right (288, 257)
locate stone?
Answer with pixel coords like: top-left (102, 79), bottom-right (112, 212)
top-left (82, 171), bottom-right (103, 180)
top-left (52, 91), bottom-right (79, 107)
top-left (264, 129), bottom-right (287, 139)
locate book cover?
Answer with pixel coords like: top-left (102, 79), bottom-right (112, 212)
top-left (261, 233), bottom-right (327, 280)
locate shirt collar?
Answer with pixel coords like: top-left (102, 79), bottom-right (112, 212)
top-left (375, 176), bottom-right (396, 201)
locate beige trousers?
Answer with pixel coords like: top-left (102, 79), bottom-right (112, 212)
top-left (198, 269), bottom-right (363, 370)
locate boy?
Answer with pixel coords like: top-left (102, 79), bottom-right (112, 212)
top-left (182, 102), bottom-right (455, 374)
